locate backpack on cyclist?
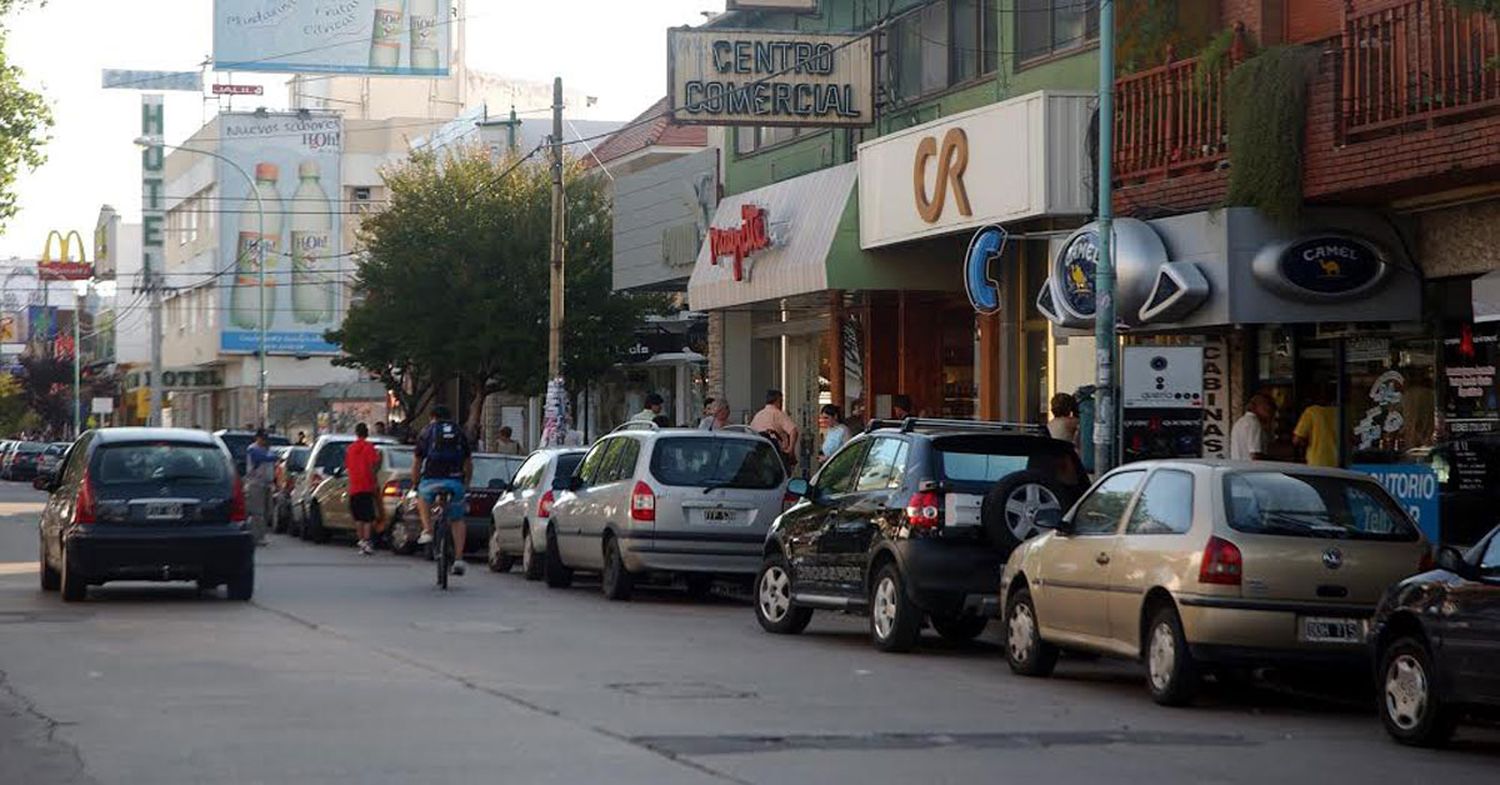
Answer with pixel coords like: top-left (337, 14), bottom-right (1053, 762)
top-left (424, 421), bottom-right (468, 469)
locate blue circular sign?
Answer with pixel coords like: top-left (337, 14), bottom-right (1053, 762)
top-left (1279, 236), bottom-right (1386, 297)
top-left (1056, 229), bottom-right (1099, 317)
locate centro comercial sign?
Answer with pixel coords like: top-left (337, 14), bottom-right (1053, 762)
top-left (668, 28), bottom-right (874, 127)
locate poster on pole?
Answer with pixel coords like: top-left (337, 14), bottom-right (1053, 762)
top-left (213, 0), bottom-right (452, 76)
top-left (216, 112), bottom-right (344, 355)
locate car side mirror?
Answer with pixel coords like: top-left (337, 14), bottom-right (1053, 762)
top-left (1436, 545), bottom-right (1476, 580)
top-left (1033, 507), bottom-right (1064, 531)
top-left (567, 475), bottom-right (584, 492)
top-left (31, 474), bottom-right (55, 493)
top-left (786, 478), bottom-right (809, 499)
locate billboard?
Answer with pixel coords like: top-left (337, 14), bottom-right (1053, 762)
top-left (39, 230), bottom-right (92, 281)
top-left (668, 28), bottom-right (874, 127)
top-left (217, 112), bottom-right (344, 355)
top-left (213, 0), bottom-right (452, 76)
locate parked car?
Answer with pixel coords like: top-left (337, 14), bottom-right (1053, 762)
top-left (5, 441), bottom-right (51, 481)
top-left (36, 442), bottom-right (70, 477)
top-left (297, 434), bottom-right (398, 543)
top-left (1371, 524), bottom-right (1500, 746)
top-left (271, 445), bottom-right (310, 534)
top-left (304, 442), bottom-right (413, 544)
top-left (755, 418), bottom-right (1089, 651)
top-left (488, 448), bottom-right (587, 578)
top-left (545, 424), bottom-right (789, 600)
top-left (212, 429), bottom-right (291, 476)
top-left (387, 452), bottom-right (525, 557)
top-left (1001, 460), bottom-right (1432, 706)
top-left (35, 427), bottom-right (254, 602)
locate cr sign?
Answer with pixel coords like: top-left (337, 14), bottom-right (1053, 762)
top-left (914, 128), bottom-right (971, 224)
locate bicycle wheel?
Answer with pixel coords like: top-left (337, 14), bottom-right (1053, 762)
top-left (435, 493), bottom-right (451, 590)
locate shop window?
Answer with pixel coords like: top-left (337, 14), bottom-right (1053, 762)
top-left (1345, 335), bottom-right (1437, 463)
top-left (1015, 0), bottom-right (1099, 68)
top-left (885, 0), bottom-right (999, 103)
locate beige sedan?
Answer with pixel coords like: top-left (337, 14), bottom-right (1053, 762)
top-left (1001, 460), bottom-right (1431, 705)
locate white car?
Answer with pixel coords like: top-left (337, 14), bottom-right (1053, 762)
top-left (488, 448), bottom-right (588, 579)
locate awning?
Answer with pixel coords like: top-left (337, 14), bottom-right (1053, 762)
top-left (687, 163), bottom-right (856, 311)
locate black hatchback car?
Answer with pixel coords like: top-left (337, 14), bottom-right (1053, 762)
top-left (755, 418), bottom-right (1089, 652)
top-left (1371, 525), bottom-right (1500, 746)
top-left (36, 428), bottom-right (255, 602)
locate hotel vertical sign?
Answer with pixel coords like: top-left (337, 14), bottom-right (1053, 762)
top-left (668, 28), bottom-right (873, 127)
top-left (141, 96), bottom-right (164, 287)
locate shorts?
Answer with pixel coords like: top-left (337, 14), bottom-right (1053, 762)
top-left (418, 478), bottom-right (467, 522)
top-left (350, 492), bottom-right (377, 523)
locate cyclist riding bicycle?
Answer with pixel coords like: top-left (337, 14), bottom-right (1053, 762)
top-left (413, 404), bottom-right (474, 577)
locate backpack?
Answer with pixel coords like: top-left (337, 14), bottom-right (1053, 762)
top-left (424, 421), bottom-right (467, 466)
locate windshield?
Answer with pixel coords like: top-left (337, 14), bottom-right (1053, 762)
top-left (649, 437), bottom-right (784, 489)
top-left (1224, 472), bottom-right (1420, 541)
top-left (471, 456), bottom-right (522, 488)
top-left (93, 443), bottom-right (231, 487)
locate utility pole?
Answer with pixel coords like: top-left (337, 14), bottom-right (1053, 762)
top-left (1093, 0), bottom-right (1117, 474)
top-left (548, 77), bottom-right (565, 380)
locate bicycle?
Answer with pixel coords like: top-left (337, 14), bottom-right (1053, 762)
top-left (431, 488), bottom-right (456, 590)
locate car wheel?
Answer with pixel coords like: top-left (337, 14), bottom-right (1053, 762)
top-left (980, 470), bottom-right (1067, 560)
top-left (521, 527), bottom-right (543, 581)
top-left (543, 526), bottom-right (573, 588)
top-left (1145, 605), bottom-right (1199, 706)
top-left (1379, 635), bottom-right (1457, 746)
top-left (1006, 587), bottom-right (1058, 676)
top-left (601, 535), bottom-right (634, 601)
top-left (38, 536), bottom-right (59, 591)
top-left (59, 543), bottom-right (86, 603)
top-left (869, 563), bottom-right (921, 653)
top-left (931, 614), bottom-right (988, 642)
top-left (754, 554), bottom-right (812, 635)
top-left (488, 527), bottom-right (516, 573)
top-left (308, 504), bottom-right (330, 544)
top-left (226, 565), bottom-right (254, 601)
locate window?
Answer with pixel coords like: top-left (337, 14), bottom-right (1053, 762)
top-left (648, 437), bottom-right (784, 489)
top-left (313, 442), bottom-right (349, 473)
top-left (855, 437), bottom-right (907, 492)
top-left (886, 0), bottom-right (998, 102)
top-left (92, 443), bottom-right (230, 487)
top-left (511, 454), bottom-right (546, 490)
top-left (814, 439), bottom-right (868, 497)
top-left (552, 453), bottom-right (584, 488)
top-left (599, 438), bottom-right (641, 484)
top-left (576, 439), bottom-right (613, 485)
top-left (1126, 470), bottom-right (1194, 535)
top-left (736, 126), bottom-right (811, 155)
top-left (1224, 472), bottom-right (1420, 542)
top-left (1072, 470), bottom-right (1145, 535)
top-left (1015, 0), bottom-right (1099, 66)
top-left (381, 448), bottom-right (414, 472)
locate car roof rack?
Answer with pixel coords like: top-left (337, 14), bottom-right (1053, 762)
top-left (610, 421), bottom-right (660, 433)
top-left (864, 417), bottom-right (1046, 435)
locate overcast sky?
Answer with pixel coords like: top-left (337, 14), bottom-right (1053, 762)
top-left (0, 0), bottom-right (724, 258)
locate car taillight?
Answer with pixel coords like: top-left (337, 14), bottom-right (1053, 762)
top-left (782, 491), bottom-right (798, 511)
top-left (229, 475), bottom-right (247, 525)
top-left (630, 481), bottom-right (656, 522)
top-left (1418, 549), bottom-right (1436, 572)
top-left (73, 471), bottom-right (97, 525)
top-left (905, 490), bottom-right (942, 528)
top-left (1199, 536), bottom-right (1243, 585)
top-left (537, 490), bottom-right (555, 519)
top-left (382, 480), bottom-right (403, 497)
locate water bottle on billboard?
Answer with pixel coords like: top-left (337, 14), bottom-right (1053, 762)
top-left (409, 0), bottom-right (440, 71)
top-left (369, 0), bottom-right (404, 69)
top-left (230, 163), bottom-right (283, 331)
top-left (290, 160), bottom-right (334, 324)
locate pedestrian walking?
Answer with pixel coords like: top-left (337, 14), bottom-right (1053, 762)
top-left (345, 422), bottom-right (382, 555)
top-left (1230, 394), bottom-right (1277, 461)
top-left (631, 393), bottom-right (665, 422)
top-left (818, 404), bottom-right (850, 464)
top-left (244, 429), bottom-right (277, 546)
top-left (750, 389), bottom-right (800, 469)
top-left (493, 426), bottom-right (524, 455)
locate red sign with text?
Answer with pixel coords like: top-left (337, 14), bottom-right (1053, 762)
top-left (708, 205), bottom-right (771, 282)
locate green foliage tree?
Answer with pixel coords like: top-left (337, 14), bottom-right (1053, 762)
top-left (0, 373), bottom-right (29, 436)
top-left (0, 0), bottom-right (51, 231)
top-left (1225, 45), bottom-right (1319, 226)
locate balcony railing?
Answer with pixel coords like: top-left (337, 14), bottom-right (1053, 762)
top-left (1113, 54), bottom-right (1231, 183)
top-left (1342, 0), bottom-right (1500, 137)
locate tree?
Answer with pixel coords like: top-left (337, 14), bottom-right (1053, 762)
top-left (16, 353), bottom-right (68, 435)
top-left (0, 0), bottom-right (52, 232)
top-left (0, 373), bottom-right (28, 436)
top-left (329, 145), bottom-right (666, 437)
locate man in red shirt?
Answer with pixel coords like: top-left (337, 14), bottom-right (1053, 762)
top-left (345, 422), bottom-right (382, 555)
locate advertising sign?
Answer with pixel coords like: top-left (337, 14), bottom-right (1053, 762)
top-left (101, 69), bottom-right (202, 91)
top-left (216, 112), bottom-right (343, 355)
top-left (213, 84), bottom-right (264, 96)
top-left (213, 0), bottom-right (452, 76)
top-left (1122, 346), bottom-right (1203, 409)
top-left (1252, 234), bottom-right (1391, 302)
top-left (1353, 464), bottom-right (1441, 543)
top-left (1123, 409), bottom-right (1205, 464)
top-left (726, 0), bottom-right (819, 9)
top-left (668, 28), bottom-right (873, 127)
top-left (1442, 322), bottom-right (1500, 431)
top-left (39, 230), bottom-right (91, 281)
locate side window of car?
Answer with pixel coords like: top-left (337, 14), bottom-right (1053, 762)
top-left (1071, 470), bottom-right (1146, 535)
top-left (815, 439), bottom-right (868, 497)
top-left (576, 440), bottom-right (613, 486)
top-left (1125, 470), bottom-right (1194, 535)
top-left (607, 439), bottom-right (642, 484)
top-left (1480, 534), bottom-right (1500, 572)
top-left (60, 438), bottom-right (89, 488)
top-left (855, 437), bottom-right (905, 492)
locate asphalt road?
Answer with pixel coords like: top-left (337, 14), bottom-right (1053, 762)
top-left (0, 481), bottom-right (1496, 785)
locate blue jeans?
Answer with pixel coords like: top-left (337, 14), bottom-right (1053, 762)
top-left (418, 478), bottom-right (466, 522)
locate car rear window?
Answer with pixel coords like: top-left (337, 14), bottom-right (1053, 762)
top-left (471, 456), bottom-right (520, 489)
top-left (381, 448), bottom-right (413, 470)
top-left (93, 444), bottom-right (230, 486)
top-left (556, 453), bottom-right (584, 479)
top-left (17, 442), bottom-right (45, 453)
top-left (932, 435), bottom-right (1085, 489)
top-left (1224, 472), bottom-right (1420, 541)
top-left (649, 437), bottom-right (784, 489)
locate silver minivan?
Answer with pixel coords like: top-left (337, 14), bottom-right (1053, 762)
top-left (544, 425), bottom-right (789, 601)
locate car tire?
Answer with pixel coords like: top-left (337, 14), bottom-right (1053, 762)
top-left (543, 526), bottom-right (573, 589)
top-left (521, 526), bottom-right (543, 581)
top-left (39, 536), bottom-right (59, 591)
top-left (488, 527), bottom-right (516, 573)
top-left (931, 614), bottom-right (988, 642)
top-left (754, 553), bottom-right (812, 635)
top-left (601, 534), bottom-right (634, 601)
top-left (1006, 587), bottom-right (1058, 677)
top-left (1145, 605), bottom-right (1199, 706)
top-left (1379, 635), bottom-right (1457, 747)
top-left (296, 505), bottom-right (312, 540)
top-left (980, 470), bottom-right (1069, 560)
top-left (226, 565), bottom-right (254, 601)
top-left (308, 504), bottom-right (330, 544)
top-left (59, 543), bottom-right (86, 603)
top-left (869, 563), bottom-right (921, 653)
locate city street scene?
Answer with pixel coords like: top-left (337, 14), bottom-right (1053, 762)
top-left (0, 0), bottom-right (1498, 783)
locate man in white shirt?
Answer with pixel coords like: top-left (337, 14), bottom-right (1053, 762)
top-left (1230, 394), bottom-right (1277, 461)
top-left (749, 389), bottom-right (800, 467)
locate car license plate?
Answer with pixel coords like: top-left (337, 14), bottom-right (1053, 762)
top-left (1299, 616), bottom-right (1365, 644)
top-left (145, 502), bottom-right (183, 520)
top-left (698, 508), bottom-right (738, 524)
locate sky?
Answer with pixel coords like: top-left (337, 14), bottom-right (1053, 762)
top-left (0, 0), bottom-right (725, 258)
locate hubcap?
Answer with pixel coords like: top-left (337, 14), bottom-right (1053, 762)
top-left (872, 576), bottom-right (898, 640)
top-left (1385, 654), bottom-right (1429, 731)
top-left (1004, 484), bottom-right (1063, 540)
top-left (1008, 602), bottom-right (1036, 663)
top-left (1149, 622), bottom-right (1176, 691)
top-left (758, 566), bottom-right (790, 622)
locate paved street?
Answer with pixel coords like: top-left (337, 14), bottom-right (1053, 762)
top-left (0, 481), bottom-right (1494, 785)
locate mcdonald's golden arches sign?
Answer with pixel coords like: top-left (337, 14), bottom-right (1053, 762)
top-left (39, 229), bottom-right (93, 281)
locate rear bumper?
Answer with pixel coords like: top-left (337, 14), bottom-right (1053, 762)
top-left (619, 530), bottom-right (764, 576)
top-left (894, 538), bottom-right (1003, 618)
top-left (66, 527), bottom-right (255, 582)
top-left (1177, 596), bottom-right (1375, 665)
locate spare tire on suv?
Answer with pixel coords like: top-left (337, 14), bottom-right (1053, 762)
top-left (980, 470), bottom-right (1072, 560)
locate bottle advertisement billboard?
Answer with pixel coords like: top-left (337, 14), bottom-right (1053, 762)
top-left (213, 0), bottom-right (451, 76)
top-left (217, 112), bottom-right (343, 355)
